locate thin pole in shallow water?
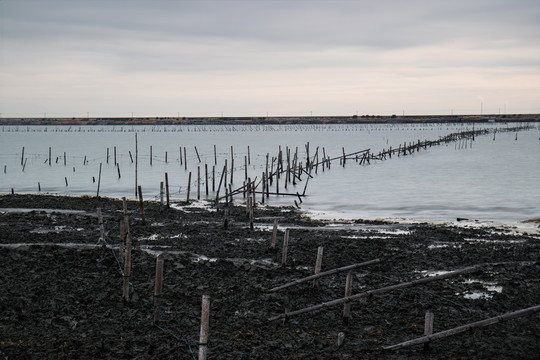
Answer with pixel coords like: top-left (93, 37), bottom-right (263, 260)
top-left (96, 163), bottom-right (102, 198)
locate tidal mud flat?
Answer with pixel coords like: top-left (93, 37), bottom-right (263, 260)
top-left (0, 194), bottom-right (539, 359)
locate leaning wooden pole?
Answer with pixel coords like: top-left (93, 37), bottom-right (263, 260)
top-left (268, 265), bottom-right (481, 321)
top-left (267, 258), bottom-right (381, 293)
top-left (383, 304), bottom-right (540, 351)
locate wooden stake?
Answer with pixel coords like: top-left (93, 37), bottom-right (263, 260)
top-left (271, 219), bottom-right (278, 249)
top-left (343, 272), bottom-right (353, 325)
top-left (194, 146), bottom-right (201, 162)
top-left (123, 232), bottom-right (132, 302)
top-left (114, 146), bottom-right (117, 166)
top-left (117, 163), bottom-right (121, 179)
top-left (96, 163), bottom-right (102, 197)
top-left (281, 229), bottom-right (289, 267)
top-left (150, 145), bottom-right (153, 165)
top-left (21, 147), bottom-right (24, 166)
top-left (154, 254), bottom-right (164, 324)
top-left (187, 172), bottom-right (192, 202)
top-left (97, 208), bottom-right (105, 247)
top-left (313, 246), bottom-right (323, 288)
top-left (268, 265), bottom-right (480, 320)
top-left (212, 165), bottom-right (215, 192)
top-left (138, 185), bottom-right (145, 224)
top-left (198, 166), bottom-right (201, 200)
top-left (160, 181), bottom-right (164, 212)
top-left (384, 305), bottom-right (540, 351)
top-left (424, 310), bottom-right (434, 352)
top-left (119, 218), bottom-right (125, 257)
top-left (165, 172), bottom-right (170, 208)
top-left (199, 295), bottom-right (210, 360)
top-left (205, 164), bottom-right (209, 196)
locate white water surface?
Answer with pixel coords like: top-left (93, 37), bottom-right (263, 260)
top-left (1, 123), bottom-right (539, 222)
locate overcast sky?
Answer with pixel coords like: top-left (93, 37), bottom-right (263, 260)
top-left (1, 0), bottom-right (539, 117)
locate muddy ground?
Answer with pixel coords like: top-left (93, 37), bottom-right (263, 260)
top-left (0, 194), bottom-right (539, 359)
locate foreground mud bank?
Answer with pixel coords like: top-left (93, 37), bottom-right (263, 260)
top-left (1, 194), bottom-right (539, 359)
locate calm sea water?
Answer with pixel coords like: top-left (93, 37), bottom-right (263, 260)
top-left (1, 123), bottom-right (539, 222)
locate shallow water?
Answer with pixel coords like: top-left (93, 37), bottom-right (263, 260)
top-left (1, 123), bottom-right (539, 222)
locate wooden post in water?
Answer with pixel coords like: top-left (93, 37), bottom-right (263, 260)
top-left (96, 163), bottom-right (102, 197)
top-left (64, 152), bottom-right (66, 166)
top-left (187, 172), bottom-right (192, 202)
top-left (21, 147), bottom-right (24, 166)
top-left (138, 185), bottom-right (145, 224)
top-left (313, 246), bottom-right (323, 288)
top-left (214, 144), bottom-right (217, 165)
top-left (199, 295), bottom-right (210, 360)
top-left (49, 147), bottom-right (51, 166)
top-left (194, 146), bottom-right (201, 162)
top-left (197, 166), bottom-right (201, 200)
top-left (212, 165), bottom-right (215, 192)
top-left (184, 147), bottom-right (187, 170)
top-left (343, 272), bottom-right (353, 325)
top-left (179, 146), bottom-right (183, 166)
top-left (205, 164), bottom-right (209, 196)
top-left (114, 146), bottom-right (117, 166)
top-left (154, 254), bottom-right (164, 324)
top-left (150, 145), bottom-right (153, 165)
top-left (165, 172), bottom-right (170, 208)
top-left (107, 148), bottom-right (110, 164)
top-left (160, 181), bottom-right (164, 213)
top-left (123, 232), bottom-right (132, 302)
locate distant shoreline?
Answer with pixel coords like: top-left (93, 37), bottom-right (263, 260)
top-left (1, 113), bottom-right (539, 126)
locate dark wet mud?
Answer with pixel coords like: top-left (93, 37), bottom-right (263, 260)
top-left (1, 194), bottom-right (539, 359)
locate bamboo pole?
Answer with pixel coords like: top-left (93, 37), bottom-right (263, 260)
top-left (268, 258), bottom-right (380, 293)
top-left (384, 305), bottom-right (540, 351)
top-left (268, 265), bottom-right (480, 320)
top-left (343, 272), bottom-right (353, 325)
top-left (187, 172), bottom-right (192, 202)
top-left (271, 219), bottom-right (278, 249)
top-left (199, 295), bottom-right (210, 360)
top-left (281, 229), bottom-right (289, 267)
top-left (123, 232), bottom-right (133, 302)
top-left (165, 172), bottom-right (170, 208)
top-left (96, 163), bottom-right (102, 197)
top-left (138, 185), bottom-right (145, 224)
top-left (154, 254), bottom-right (164, 324)
top-left (194, 146), bottom-right (201, 162)
top-left (313, 246), bottom-right (323, 288)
